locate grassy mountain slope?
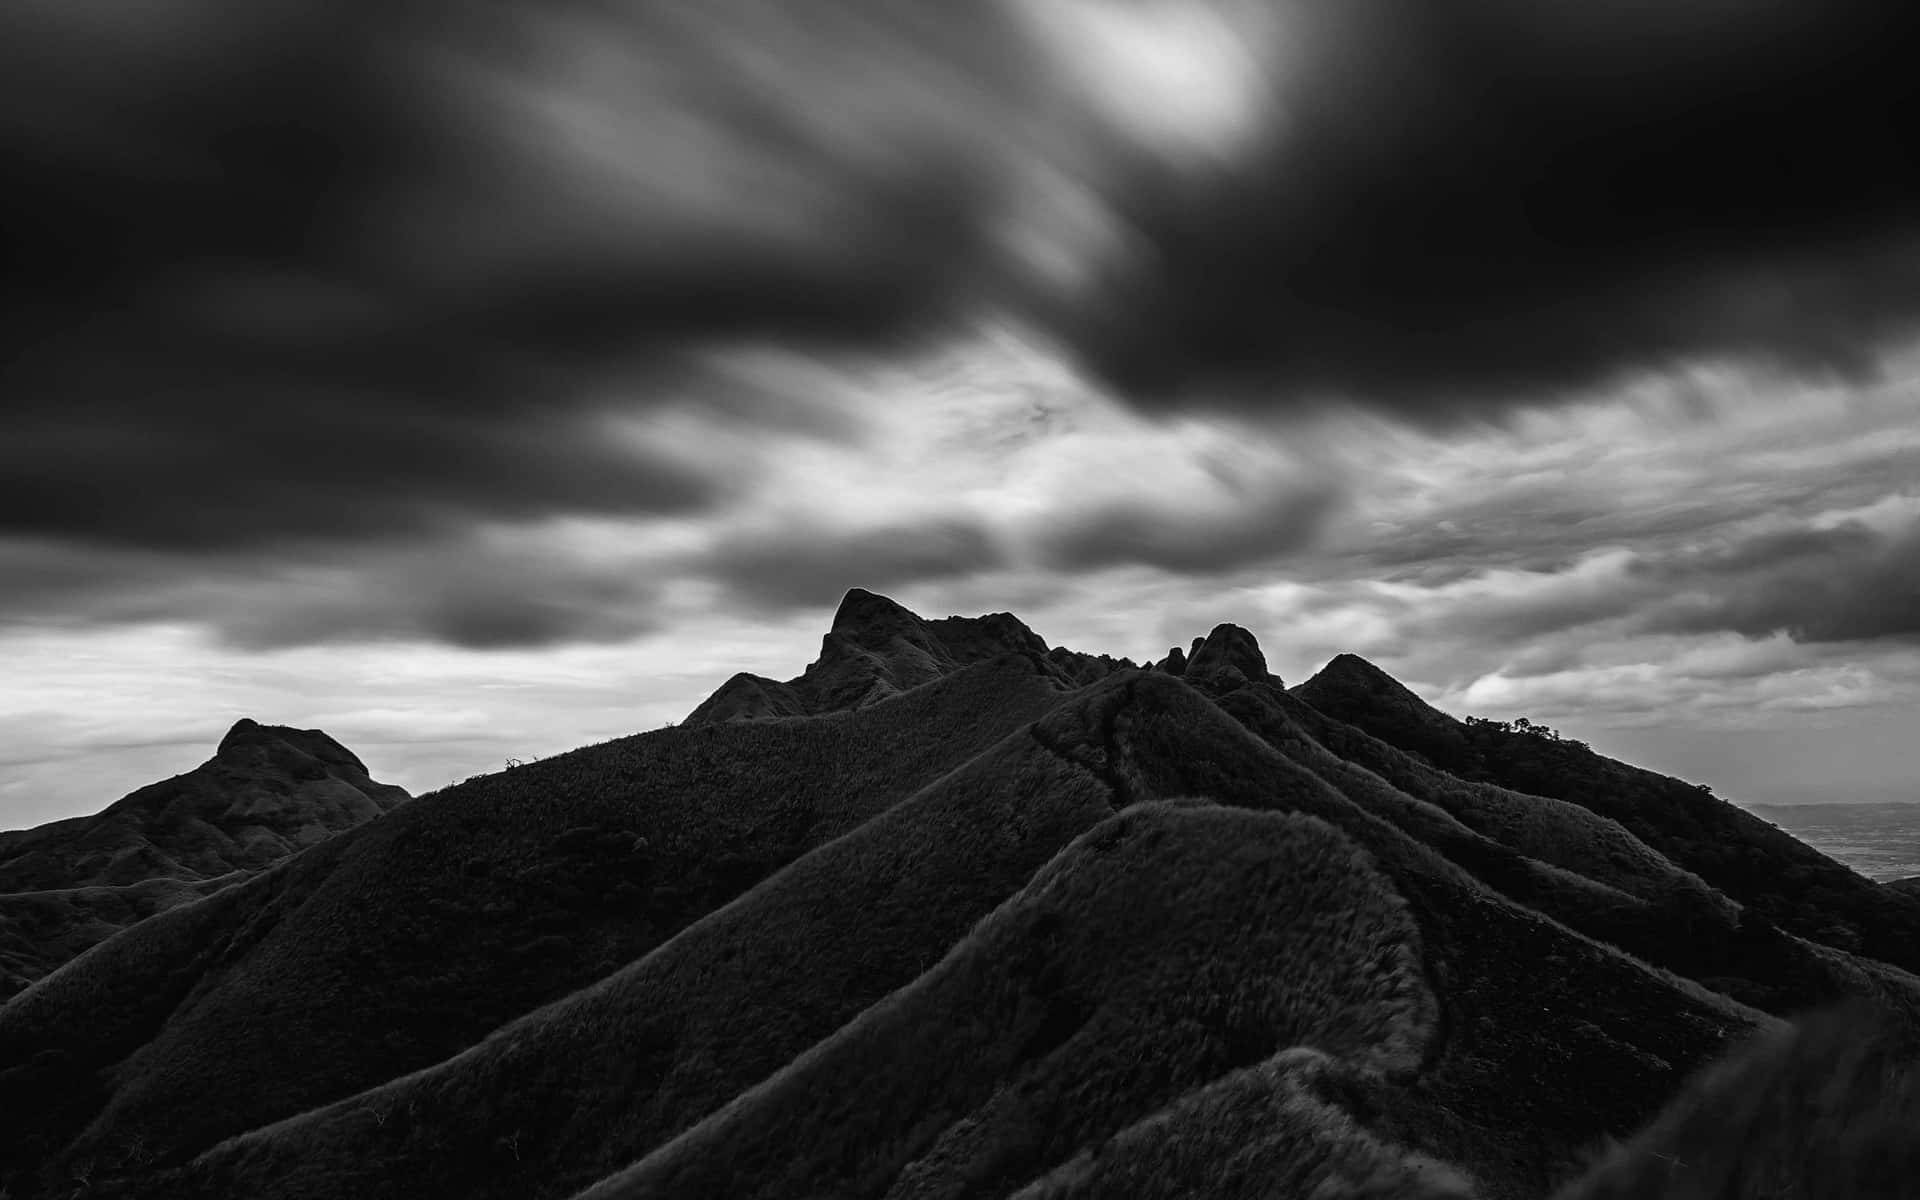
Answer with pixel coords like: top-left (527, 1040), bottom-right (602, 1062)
top-left (1210, 681), bottom-right (1920, 1020)
top-left (1012, 1047), bottom-right (1474, 1200)
top-left (1553, 1003), bottom-right (1920, 1199)
top-left (164, 716), bottom-right (1118, 1200)
top-left (0, 721), bottom-right (407, 1000)
top-left (0, 655), bottom-right (1066, 1198)
top-left (575, 802), bottom-right (1437, 1200)
top-left (1039, 672), bottom-right (1766, 1197)
top-left (6, 594), bottom-right (1915, 1200)
top-left (1295, 654), bottom-right (1920, 973)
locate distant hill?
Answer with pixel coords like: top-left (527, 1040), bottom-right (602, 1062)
top-left (1740, 802), bottom-right (1920, 883)
top-left (0, 720), bottom-right (407, 1000)
top-left (2, 591), bottom-right (1915, 1200)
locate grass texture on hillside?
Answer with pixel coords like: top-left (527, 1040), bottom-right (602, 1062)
top-left (1210, 681), bottom-right (1901, 1019)
top-left (167, 724), bottom-right (1116, 1200)
top-left (1013, 1047), bottom-right (1474, 1200)
top-left (1554, 1002), bottom-right (1920, 1199)
top-left (1066, 673), bottom-right (1766, 1196)
top-left (574, 801), bottom-right (1436, 1200)
top-left (1295, 654), bottom-right (1920, 972)
top-left (0, 655), bottom-right (1065, 1198)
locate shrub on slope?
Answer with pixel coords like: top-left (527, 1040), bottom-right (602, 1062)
top-left (0, 656), bottom-right (1065, 1198)
top-left (574, 802), bottom-right (1438, 1200)
top-left (163, 721), bottom-right (1116, 1200)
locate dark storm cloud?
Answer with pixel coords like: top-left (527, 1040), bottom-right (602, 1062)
top-left (1068, 0), bottom-right (1920, 412)
top-left (9, 1), bottom-right (1920, 485)
top-left (1640, 520), bottom-right (1920, 643)
top-left (0, 535), bottom-right (660, 650)
top-left (8, 0), bottom-right (1920, 654)
top-left (0, 328), bottom-right (725, 550)
top-left (1038, 478), bottom-right (1340, 573)
top-left (0, 0), bottom-right (1050, 556)
top-left (704, 518), bottom-right (1005, 611)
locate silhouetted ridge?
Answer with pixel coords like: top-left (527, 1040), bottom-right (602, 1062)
top-left (683, 674), bottom-right (807, 725)
top-left (927, 609), bottom-right (1050, 661)
top-left (1297, 654), bottom-right (1435, 710)
top-left (686, 589), bottom-right (1129, 724)
top-left (214, 718), bottom-right (367, 774)
top-left (829, 586), bottom-right (919, 635)
top-left (1292, 654), bottom-right (1464, 765)
top-left (1292, 651), bottom-right (1920, 976)
top-left (1186, 623), bottom-right (1274, 685)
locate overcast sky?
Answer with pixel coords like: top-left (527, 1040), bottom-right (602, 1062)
top-left (4, 0), bottom-right (1919, 827)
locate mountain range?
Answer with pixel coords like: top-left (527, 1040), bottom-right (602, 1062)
top-left (2, 588), bottom-right (1915, 1199)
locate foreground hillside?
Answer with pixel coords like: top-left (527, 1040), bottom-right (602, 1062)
top-left (0, 720), bottom-right (407, 1000)
top-left (2, 590), bottom-right (1915, 1199)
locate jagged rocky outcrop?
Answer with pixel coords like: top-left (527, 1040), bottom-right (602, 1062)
top-left (686, 588), bottom-right (1133, 723)
top-left (0, 720), bottom-right (406, 999)
top-left (1185, 622), bottom-right (1275, 687)
top-left (1155, 646), bottom-right (1187, 676)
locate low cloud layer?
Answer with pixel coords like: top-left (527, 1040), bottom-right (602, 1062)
top-left (1641, 520), bottom-right (1920, 644)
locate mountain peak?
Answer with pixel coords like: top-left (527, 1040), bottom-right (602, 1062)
top-left (1322, 652), bottom-right (1401, 686)
top-left (217, 716), bottom-right (296, 758)
top-left (688, 591), bottom-right (1127, 724)
top-left (216, 718), bottom-right (365, 773)
top-left (830, 588), bottom-right (923, 638)
top-left (1298, 653), bottom-right (1427, 707)
top-left (1186, 623), bottom-right (1274, 686)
